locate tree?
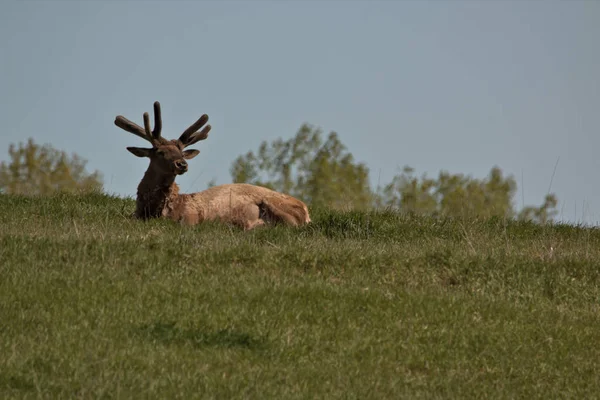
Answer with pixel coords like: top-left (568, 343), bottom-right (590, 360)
top-left (518, 194), bottom-right (558, 224)
top-left (376, 166), bottom-right (438, 214)
top-left (0, 138), bottom-right (103, 195)
top-left (379, 165), bottom-right (557, 222)
top-left (230, 123), bottom-right (373, 210)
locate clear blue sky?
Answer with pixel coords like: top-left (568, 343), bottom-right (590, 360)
top-left (1, 1), bottom-right (599, 224)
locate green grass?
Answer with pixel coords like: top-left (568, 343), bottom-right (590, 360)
top-left (1, 192), bottom-right (600, 399)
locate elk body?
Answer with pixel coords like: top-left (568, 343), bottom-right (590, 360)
top-left (114, 101), bottom-right (311, 230)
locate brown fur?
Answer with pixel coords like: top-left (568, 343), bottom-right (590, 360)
top-left (173, 183), bottom-right (310, 230)
top-left (116, 101), bottom-right (311, 230)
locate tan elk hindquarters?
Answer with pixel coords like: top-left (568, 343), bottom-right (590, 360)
top-left (114, 101), bottom-right (311, 230)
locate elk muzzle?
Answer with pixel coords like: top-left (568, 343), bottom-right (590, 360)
top-left (174, 160), bottom-right (188, 174)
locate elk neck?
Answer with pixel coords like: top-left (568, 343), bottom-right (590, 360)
top-left (134, 163), bottom-right (182, 219)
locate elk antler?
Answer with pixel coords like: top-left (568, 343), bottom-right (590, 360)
top-left (178, 114), bottom-right (211, 149)
top-left (114, 115), bottom-right (149, 142)
top-left (114, 101), bottom-right (166, 146)
top-left (151, 101), bottom-right (162, 140)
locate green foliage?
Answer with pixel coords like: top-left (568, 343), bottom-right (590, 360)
top-left (230, 123), bottom-right (373, 210)
top-left (0, 138), bottom-right (102, 195)
top-left (518, 193), bottom-right (559, 224)
top-left (1, 193), bottom-right (600, 398)
top-left (231, 125), bottom-right (558, 223)
top-left (377, 165), bottom-right (558, 223)
top-left (376, 166), bottom-right (438, 215)
top-left (379, 166), bottom-right (519, 219)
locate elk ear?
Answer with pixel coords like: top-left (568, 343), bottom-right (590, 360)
top-left (127, 147), bottom-right (153, 158)
top-left (182, 149), bottom-right (200, 160)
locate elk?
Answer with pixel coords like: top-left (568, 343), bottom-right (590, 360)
top-left (114, 101), bottom-right (311, 230)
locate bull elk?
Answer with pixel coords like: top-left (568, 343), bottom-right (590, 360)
top-left (114, 101), bottom-right (311, 230)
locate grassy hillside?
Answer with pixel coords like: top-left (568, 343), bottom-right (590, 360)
top-left (1, 193), bottom-right (600, 399)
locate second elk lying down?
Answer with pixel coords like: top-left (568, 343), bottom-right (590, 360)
top-left (114, 101), bottom-right (311, 230)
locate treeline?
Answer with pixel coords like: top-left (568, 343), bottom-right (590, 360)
top-left (231, 123), bottom-right (557, 223)
top-left (0, 138), bottom-right (102, 195)
top-left (1, 126), bottom-right (558, 223)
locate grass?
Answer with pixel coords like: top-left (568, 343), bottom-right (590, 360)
top-left (1, 192), bottom-right (600, 399)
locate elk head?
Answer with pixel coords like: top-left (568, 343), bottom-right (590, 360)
top-left (114, 101), bottom-right (211, 176)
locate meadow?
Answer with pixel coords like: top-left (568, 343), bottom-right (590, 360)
top-left (1, 193), bottom-right (599, 399)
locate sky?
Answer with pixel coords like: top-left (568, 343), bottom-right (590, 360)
top-left (1, 0), bottom-right (599, 224)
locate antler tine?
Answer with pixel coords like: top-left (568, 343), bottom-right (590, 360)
top-left (114, 115), bottom-right (153, 143)
top-left (143, 112), bottom-right (152, 138)
top-left (152, 101), bottom-right (162, 139)
top-left (184, 124), bottom-right (212, 146)
top-left (178, 114), bottom-right (209, 146)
